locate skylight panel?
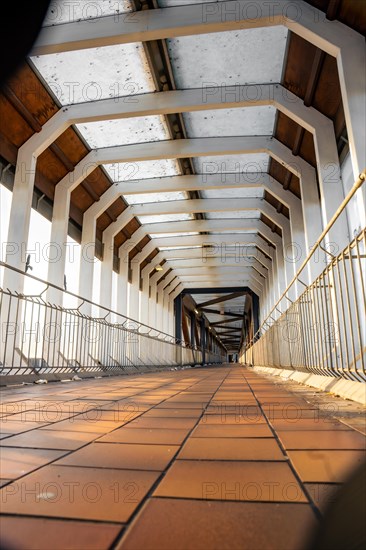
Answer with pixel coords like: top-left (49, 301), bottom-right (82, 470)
top-left (158, 0), bottom-right (225, 6)
top-left (150, 232), bottom-right (199, 238)
top-left (137, 213), bottom-right (193, 224)
top-left (77, 115), bottom-right (170, 148)
top-left (166, 27), bottom-right (288, 88)
top-left (104, 159), bottom-right (180, 181)
top-left (184, 107), bottom-right (276, 138)
top-left (159, 245), bottom-right (202, 251)
top-left (126, 192), bottom-right (187, 205)
top-left (194, 154), bottom-right (270, 174)
top-left (31, 43), bottom-right (154, 105)
top-left (201, 188), bottom-right (264, 199)
top-left (43, 0), bottom-right (133, 26)
top-left (206, 211), bottom-right (261, 219)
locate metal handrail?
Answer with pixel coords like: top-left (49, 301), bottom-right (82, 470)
top-left (248, 169), bottom-right (365, 346)
top-left (0, 260), bottom-right (181, 346)
top-left (241, 170), bottom-right (365, 381)
top-left (0, 263), bottom-right (226, 376)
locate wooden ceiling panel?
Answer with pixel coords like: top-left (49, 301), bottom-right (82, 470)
top-left (274, 112), bottom-right (316, 168)
top-left (299, 130), bottom-right (317, 167)
top-left (264, 191), bottom-right (290, 219)
top-left (283, 33), bottom-right (317, 99)
top-left (54, 127), bottom-right (89, 165)
top-left (5, 62), bottom-right (58, 125)
top-left (260, 213), bottom-right (282, 237)
top-left (275, 111), bottom-right (298, 147)
top-left (0, 95), bottom-right (33, 147)
top-left (304, 0), bottom-right (366, 36)
top-left (157, 268), bottom-right (172, 287)
top-left (313, 55), bottom-right (344, 136)
top-left (338, 1), bottom-right (366, 36)
top-left (71, 185), bottom-right (94, 213)
top-left (105, 196), bottom-right (127, 219)
top-left (268, 159), bottom-right (301, 198)
top-left (128, 235), bottom-right (151, 261)
top-left (113, 218), bottom-right (141, 249)
top-left (37, 149), bottom-right (68, 189)
top-left (141, 249), bottom-right (159, 272)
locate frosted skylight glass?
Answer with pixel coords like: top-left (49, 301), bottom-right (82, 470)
top-left (31, 43), bottom-right (154, 105)
top-left (150, 232), bottom-right (199, 238)
top-left (126, 192), bottom-right (187, 205)
top-left (104, 159), bottom-right (180, 181)
top-left (43, 0), bottom-right (133, 26)
top-left (138, 213), bottom-right (193, 224)
top-left (158, 1), bottom-right (226, 6)
top-left (159, 245), bottom-right (202, 251)
top-left (201, 188), bottom-right (264, 199)
top-left (167, 27), bottom-right (288, 88)
top-left (77, 116), bottom-right (171, 148)
top-left (184, 107), bottom-right (276, 138)
top-left (194, 154), bottom-right (269, 174)
top-left (209, 231), bottom-right (258, 235)
top-left (206, 211), bottom-right (261, 219)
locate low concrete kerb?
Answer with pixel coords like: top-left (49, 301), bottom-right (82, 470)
top-left (251, 366), bottom-right (366, 406)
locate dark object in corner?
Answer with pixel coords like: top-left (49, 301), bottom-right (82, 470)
top-left (310, 461), bottom-right (366, 550)
top-left (0, 1), bottom-right (51, 86)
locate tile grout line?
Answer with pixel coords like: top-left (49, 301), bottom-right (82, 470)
top-left (109, 366), bottom-right (234, 549)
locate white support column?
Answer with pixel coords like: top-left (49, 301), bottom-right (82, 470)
top-left (156, 272), bottom-right (176, 330)
top-left (169, 283), bottom-right (184, 338)
top-left (3, 111), bottom-right (69, 293)
top-left (163, 279), bottom-right (178, 335)
top-left (128, 241), bottom-right (156, 321)
top-left (80, 208), bottom-right (133, 309)
top-left (100, 224), bottom-right (144, 311)
top-left (140, 253), bottom-right (165, 326)
top-left (117, 247), bottom-right (129, 318)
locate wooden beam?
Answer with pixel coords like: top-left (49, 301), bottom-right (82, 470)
top-left (326, 0), bottom-right (341, 21)
top-left (304, 49), bottom-right (326, 107)
top-left (200, 308), bottom-right (244, 319)
top-left (210, 319), bottom-right (242, 327)
top-left (2, 84), bottom-right (42, 132)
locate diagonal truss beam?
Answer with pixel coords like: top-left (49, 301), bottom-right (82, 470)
top-left (197, 291), bottom-right (248, 309)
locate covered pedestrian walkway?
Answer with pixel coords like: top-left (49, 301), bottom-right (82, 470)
top-left (1, 365), bottom-right (365, 549)
top-left (0, 0), bottom-right (365, 548)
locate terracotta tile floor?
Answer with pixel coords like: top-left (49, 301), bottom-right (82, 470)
top-left (1, 365), bottom-right (365, 549)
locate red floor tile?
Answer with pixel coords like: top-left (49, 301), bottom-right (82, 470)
top-left (199, 413), bottom-right (266, 425)
top-left (0, 516), bottom-right (121, 550)
top-left (0, 465), bottom-right (159, 522)
top-left (1, 429), bottom-right (102, 450)
top-left (304, 483), bottom-right (342, 513)
top-left (0, 447), bottom-right (67, 479)
top-left (178, 437), bottom-right (285, 461)
top-left (277, 430), bottom-right (366, 450)
top-left (98, 427), bottom-right (189, 445)
top-left (287, 450), bottom-right (366, 482)
top-left (192, 423), bottom-right (273, 438)
top-left (124, 417), bottom-right (197, 430)
top-left (117, 498), bottom-right (317, 550)
top-left (56, 442), bottom-right (179, 471)
top-left (154, 460), bottom-right (307, 502)
top-left (142, 408), bottom-right (203, 418)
